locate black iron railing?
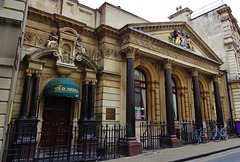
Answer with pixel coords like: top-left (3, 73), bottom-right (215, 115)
top-left (140, 121), bottom-right (169, 150)
top-left (205, 120), bottom-right (217, 139)
top-left (3, 123), bottom-right (127, 162)
top-left (178, 121), bottom-right (195, 145)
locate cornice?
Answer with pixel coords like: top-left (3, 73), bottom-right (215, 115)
top-left (120, 26), bottom-right (220, 72)
top-left (96, 24), bottom-right (120, 39)
top-left (127, 21), bottom-right (223, 64)
top-left (168, 7), bottom-right (193, 19)
top-left (28, 7), bottom-right (95, 37)
top-left (217, 6), bottom-right (240, 35)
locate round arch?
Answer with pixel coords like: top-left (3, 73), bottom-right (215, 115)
top-left (172, 69), bottom-right (187, 88)
top-left (30, 47), bottom-right (99, 71)
top-left (134, 59), bottom-right (157, 83)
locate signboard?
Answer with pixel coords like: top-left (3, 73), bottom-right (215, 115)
top-left (106, 108), bottom-right (115, 120)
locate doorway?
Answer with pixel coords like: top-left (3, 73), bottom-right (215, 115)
top-left (41, 97), bottom-right (72, 147)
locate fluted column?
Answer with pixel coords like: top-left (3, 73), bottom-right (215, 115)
top-left (126, 47), bottom-right (137, 138)
top-left (192, 68), bottom-right (203, 129)
top-left (29, 71), bottom-right (41, 120)
top-left (19, 69), bottom-right (33, 120)
top-left (164, 59), bottom-right (175, 135)
top-left (213, 75), bottom-right (224, 128)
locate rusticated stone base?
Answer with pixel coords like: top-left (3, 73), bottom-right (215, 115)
top-left (126, 137), bottom-right (142, 156)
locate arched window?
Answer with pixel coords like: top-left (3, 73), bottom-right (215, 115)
top-left (172, 78), bottom-right (178, 120)
top-left (134, 69), bottom-right (147, 120)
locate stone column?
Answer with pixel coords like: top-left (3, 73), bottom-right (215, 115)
top-left (29, 71), bottom-right (41, 120)
top-left (19, 69), bottom-right (33, 120)
top-left (192, 68), bottom-right (203, 129)
top-left (164, 59), bottom-right (175, 135)
top-left (164, 59), bottom-right (181, 148)
top-left (80, 80), bottom-right (89, 121)
top-left (88, 80), bottom-right (96, 121)
top-left (125, 47), bottom-right (142, 156)
top-left (213, 75), bottom-right (224, 128)
top-left (126, 47), bottom-right (136, 138)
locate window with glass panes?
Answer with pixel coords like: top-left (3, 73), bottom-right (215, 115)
top-left (134, 69), bottom-right (147, 120)
top-left (172, 78), bottom-right (178, 120)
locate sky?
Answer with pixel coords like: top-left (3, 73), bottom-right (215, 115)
top-left (78, 0), bottom-right (240, 23)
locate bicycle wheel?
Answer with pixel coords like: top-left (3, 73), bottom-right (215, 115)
top-left (192, 132), bottom-right (200, 145)
top-left (223, 133), bottom-right (229, 140)
top-left (215, 132), bottom-right (221, 142)
top-left (211, 131), bottom-right (218, 141)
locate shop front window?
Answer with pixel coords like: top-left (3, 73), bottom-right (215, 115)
top-left (134, 69), bottom-right (147, 120)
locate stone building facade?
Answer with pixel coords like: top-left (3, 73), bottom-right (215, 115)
top-left (168, 4), bottom-right (240, 120)
top-left (0, 0), bottom-right (28, 156)
top-left (1, 0), bottom-right (233, 159)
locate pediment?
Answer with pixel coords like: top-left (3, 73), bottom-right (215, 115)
top-left (127, 22), bottom-right (222, 64)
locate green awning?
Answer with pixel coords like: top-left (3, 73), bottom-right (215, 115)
top-left (43, 78), bottom-right (80, 99)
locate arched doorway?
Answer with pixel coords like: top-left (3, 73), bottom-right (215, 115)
top-left (41, 78), bottom-right (80, 147)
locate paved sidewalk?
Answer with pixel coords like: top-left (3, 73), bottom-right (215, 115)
top-left (105, 138), bottom-right (240, 162)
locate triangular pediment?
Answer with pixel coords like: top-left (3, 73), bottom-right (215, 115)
top-left (127, 22), bottom-right (222, 63)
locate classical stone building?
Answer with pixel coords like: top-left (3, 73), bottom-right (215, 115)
top-left (168, 4), bottom-right (240, 120)
top-left (0, 0), bottom-right (28, 157)
top-left (1, 0), bottom-right (232, 160)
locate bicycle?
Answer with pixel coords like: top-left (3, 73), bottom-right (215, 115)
top-left (192, 127), bottom-right (203, 145)
top-left (211, 124), bottom-right (229, 141)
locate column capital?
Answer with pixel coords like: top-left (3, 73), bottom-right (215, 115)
top-left (164, 59), bottom-right (173, 69)
top-left (191, 68), bottom-right (199, 77)
top-left (121, 47), bottom-right (138, 59)
top-left (35, 71), bottom-right (42, 78)
top-left (84, 80), bottom-right (90, 84)
top-left (26, 69), bottom-right (34, 76)
top-left (213, 74), bottom-right (220, 82)
top-left (91, 79), bottom-right (97, 85)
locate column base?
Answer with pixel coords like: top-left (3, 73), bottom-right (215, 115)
top-left (170, 135), bottom-right (182, 148)
top-left (125, 137), bottom-right (142, 156)
top-left (201, 133), bottom-right (209, 143)
top-left (163, 135), bottom-right (182, 148)
top-left (15, 118), bottom-right (39, 142)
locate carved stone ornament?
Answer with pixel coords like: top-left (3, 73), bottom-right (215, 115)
top-left (121, 47), bottom-right (138, 59)
top-left (191, 68), bottom-right (199, 77)
top-left (47, 29), bottom-right (59, 47)
top-left (164, 59), bottom-right (173, 69)
top-left (50, 27), bottom-right (87, 77)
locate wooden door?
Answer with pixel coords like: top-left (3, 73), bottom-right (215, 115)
top-left (41, 98), bottom-right (71, 147)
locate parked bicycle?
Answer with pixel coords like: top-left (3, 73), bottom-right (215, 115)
top-left (211, 124), bottom-right (229, 141)
top-left (192, 127), bottom-right (204, 145)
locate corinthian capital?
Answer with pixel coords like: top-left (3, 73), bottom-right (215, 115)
top-left (121, 47), bottom-right (138, 59)
top-left (213, 74), bottom-right (220, 82)
top-left (164, 59), bottom-right (173, 69)
top-left (191, 68), bottom-right (199, 77)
